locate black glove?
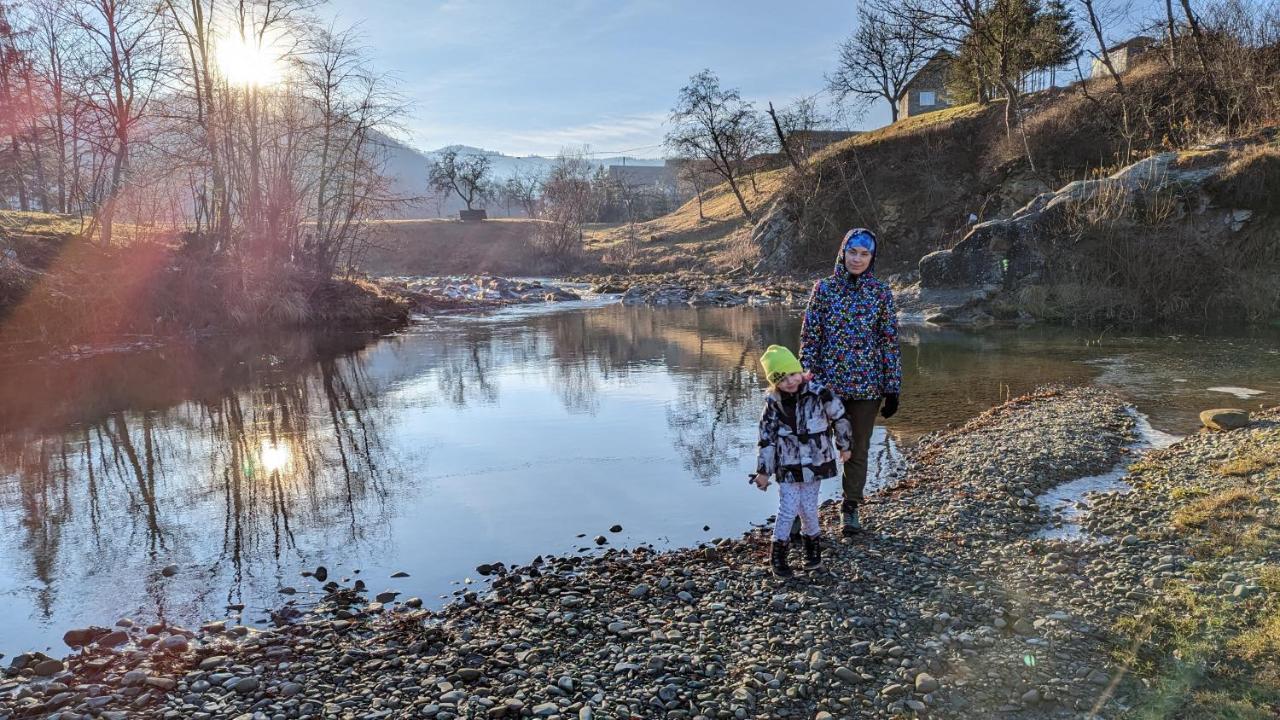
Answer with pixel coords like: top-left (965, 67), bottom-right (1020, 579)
top-left (881, 393), bottom-right (899, 419)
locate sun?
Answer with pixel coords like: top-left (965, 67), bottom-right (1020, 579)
top-left (216, 34), bottom-right (285, 87)
top-left (259, 439), bottom-right (292, 473)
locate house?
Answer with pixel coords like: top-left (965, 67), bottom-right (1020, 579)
top-left (898, 51), bottom-right (953, 120)
top-left (606, 164), bottom-right (674, 191)
top-left (785, 130), bottom-right (862, 157)
top-left (1091, 35), bottom-right (1157, 78)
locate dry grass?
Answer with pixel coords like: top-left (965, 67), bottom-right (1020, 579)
top-left (1173, 488), bottom-right (1265, 530)
top-left (1218, 451), bottom-right (1278, 478)
top-left (1206, 141), bottom-right (1280, 213)
top-left (1, 210), bottom-right (409, 347)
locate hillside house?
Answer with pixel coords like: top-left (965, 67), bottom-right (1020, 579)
top-left (898, 51), bottom-right (953, 120)
top-left (1091, 36), bottom-right (1157, 78)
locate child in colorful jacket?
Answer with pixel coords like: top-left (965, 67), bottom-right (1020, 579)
top-left (752, 345), bottom-right (853, 577)
top-left (800, 228), bottom-right (903, 537)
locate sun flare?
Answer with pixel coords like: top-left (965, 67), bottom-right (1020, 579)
top-left (259, 440), bottom-right (292, 473)
top-left (216, 34), bottom-right (285, 87)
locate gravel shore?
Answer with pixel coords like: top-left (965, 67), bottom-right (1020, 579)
top-left (7, 388), bottom-right (1273, 720)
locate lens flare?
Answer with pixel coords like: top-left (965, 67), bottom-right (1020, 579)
top-left (216, 34), bottom-right (285, 87)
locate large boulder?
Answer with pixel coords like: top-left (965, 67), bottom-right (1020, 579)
top-left (1200, 408), bottom-right (1250, 431)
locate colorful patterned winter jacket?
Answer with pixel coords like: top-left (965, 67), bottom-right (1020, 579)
top-left (799, 242), bottom-right (903, 400)
top-left (755, 381), bottom-right (854, 483)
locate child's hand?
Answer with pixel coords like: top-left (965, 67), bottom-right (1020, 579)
top-left (752, 473), bottom-right (770, 491)
top-left (840, 449), bottom-right (852, 463)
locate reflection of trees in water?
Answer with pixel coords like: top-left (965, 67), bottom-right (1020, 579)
top-left (434, 324), bottom-right (501, 407)
top-left (666, 346), bottom-right (758, 484)
top-left (656, 308), bottom-right (800, 484)
top-left (0, 351), bottom-right (401, 618)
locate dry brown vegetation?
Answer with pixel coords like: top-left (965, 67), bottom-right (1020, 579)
top-left (0, 211), bottom-right (409, 348)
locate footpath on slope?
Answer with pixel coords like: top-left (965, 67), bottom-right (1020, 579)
top-left (4, 387), bottom-right (1274, 720)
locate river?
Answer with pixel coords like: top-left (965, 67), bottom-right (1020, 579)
top-left (1, 298), bottom-right (1276, 654)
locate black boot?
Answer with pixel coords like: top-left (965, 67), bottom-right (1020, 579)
top-left (770, 541), bottom-right (793, 578)
top-left (802, 533), bottom-right (822, 570)
top-left (841, 498), bottom-right (863, 537)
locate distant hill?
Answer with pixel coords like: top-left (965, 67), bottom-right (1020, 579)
top-left (369, 133), bottom-right (664, 219)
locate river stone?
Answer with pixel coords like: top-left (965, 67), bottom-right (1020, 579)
top-left (199, 655), bottom-right (229, 670)
top-left (145, 676), bottom-right (176, 690)
top-left (313, 565), bottom-right (328, 581)
top-left (33, 659), bottom-right (64, 676)
top-left (375, 591), bottom-right (399, 603)
top-left (159, 634), bottom-right (189, 652)
top-left (1200, 408), bottom-right (1249, 431)
top-left (457, 668), bottom-right (483, 682)
top-left (629, 584), bottom-right (649, 599)
top-left (97, 630), bottom-right (129, 647)
top-left (233, 677), bottom-right (259, 693)
top-left (834, 666), bottom-right (858, 684)
top-left (915, 673), bottom-right (940, 693)
top-left (161, 564), bottom-right (179, 577)
top-left (63, 626), bottom-right (110, 648)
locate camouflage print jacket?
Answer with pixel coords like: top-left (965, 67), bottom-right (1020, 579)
top-left (755, 380), bottom-right (854, 483)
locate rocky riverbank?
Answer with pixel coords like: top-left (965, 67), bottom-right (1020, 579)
top-left (574, 273), bottom-right (815, 309)
top-left (380, 276), bottom-right (583, 312)
top-left (2, 390), bottom-right (1274, 720)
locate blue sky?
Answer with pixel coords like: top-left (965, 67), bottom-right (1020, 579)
top-left (321, 0), bottom-right (884, 157)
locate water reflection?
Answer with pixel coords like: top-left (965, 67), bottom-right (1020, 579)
top-left (1, 304), bottom-right (1276, 653)
top-left (0, 340), bottom-right (403, 648)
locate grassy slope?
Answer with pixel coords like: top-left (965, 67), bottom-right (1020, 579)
top-left (1115, 418), bottom-right (1280, 718)
top-left (360, 218), bottom-right (554, 277)
top-left (583, 102), bottom-right (999, 274)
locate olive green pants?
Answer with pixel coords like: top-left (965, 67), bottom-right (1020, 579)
top-left (841, 398), bottom-right (883, 506)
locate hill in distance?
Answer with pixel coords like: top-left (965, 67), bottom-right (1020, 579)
top-left (371, 133), bottom-right (663, 219)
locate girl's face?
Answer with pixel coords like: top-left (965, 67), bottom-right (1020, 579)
top-left (776, 372), bottom-right (804, 393)
top-left (844, 246), bottom-right (872, 275)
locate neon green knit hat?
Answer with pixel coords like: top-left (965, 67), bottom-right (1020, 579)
top-left (760, 344), bottom-right (803, 385)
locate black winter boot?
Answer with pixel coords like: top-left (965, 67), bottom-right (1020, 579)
top-left (841, 498), bottom-right (863, 537)
top-left (802, 533), bottom-right (822, 570)
top-left (770, 541), bottom-right (793, 578)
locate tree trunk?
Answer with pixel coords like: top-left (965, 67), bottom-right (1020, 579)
top-left (767, 102), bottom-right (803, 173)
top-left (1165, 0), bottom-right (1180, 69)
top-left (1178, 0), bottom-right (1228, 122)
top-left (726, 176), bottom-right (753, 221)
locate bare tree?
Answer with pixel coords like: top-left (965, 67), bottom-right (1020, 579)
top-left (66, 0), bottom-right (169, 245)
top-left (503, 167), bottom-right (542, 217)
top-left (767, 96), bottom-right (828, 170)
top-left (428, 147), bottom-right (490, 212)
top-left (827, 6), bottom-right (938, 122)
top-left (535, 148), bottom-right (598, 262)
top-left (665, 69), bottom-right (765, 221)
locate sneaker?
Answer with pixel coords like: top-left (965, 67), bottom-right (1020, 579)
top-left (802, 534), bottom-right (822, 570)
top-left (770, 540), bottom-right (794, 578)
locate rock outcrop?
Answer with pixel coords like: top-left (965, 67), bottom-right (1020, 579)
top-left (901, 135), bottom-right (1274, 325)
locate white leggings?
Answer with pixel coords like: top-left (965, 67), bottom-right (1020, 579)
top-left (774, 480), bottom-right (822, 541)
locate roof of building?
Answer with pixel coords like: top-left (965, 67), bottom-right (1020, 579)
top-left (902, 50), bottom-right (954, 92)
top-left (1106, 35), bottom-right (1157, 53)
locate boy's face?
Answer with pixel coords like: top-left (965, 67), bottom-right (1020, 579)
top-left (776, 372), bottom-right (804, 393)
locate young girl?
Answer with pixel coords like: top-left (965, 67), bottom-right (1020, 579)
top-left (752, 345), bottom-right (853, 577)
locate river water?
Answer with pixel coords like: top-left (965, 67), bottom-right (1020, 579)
top-left (1, 299), bottom-right (1276, 654)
